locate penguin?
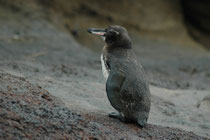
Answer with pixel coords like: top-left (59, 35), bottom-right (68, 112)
top-left (87, 25), bottom-right (150, 127)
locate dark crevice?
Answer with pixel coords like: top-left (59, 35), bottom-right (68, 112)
top-left (181, 0), bottom-right (210, 49)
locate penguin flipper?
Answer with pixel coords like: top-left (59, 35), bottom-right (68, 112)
top-left (106, 71), bottom-right (125, 111)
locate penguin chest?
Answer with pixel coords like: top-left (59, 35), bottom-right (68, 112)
top-left (101, 54), bottom-right (109, 81)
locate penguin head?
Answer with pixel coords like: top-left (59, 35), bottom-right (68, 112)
top-left (88, 25), bottom-right (131, 48)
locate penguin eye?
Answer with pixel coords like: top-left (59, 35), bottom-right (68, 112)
top-left (108, 30), bottom-right (119, 36)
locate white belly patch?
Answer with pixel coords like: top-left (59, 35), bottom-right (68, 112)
top-left (101, 54), bottom-right (109, 81)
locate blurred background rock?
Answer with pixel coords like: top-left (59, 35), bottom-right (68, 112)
top-left (1, 0), bottom-right (210, 51)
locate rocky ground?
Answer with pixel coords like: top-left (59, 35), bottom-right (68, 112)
top-left (1, 72), bottom-right (208, 139)
top-left (0, 1), bottom-right (210, 139)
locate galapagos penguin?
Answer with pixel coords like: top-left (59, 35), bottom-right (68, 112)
top-left (87, 25), bottom-right (150, 127)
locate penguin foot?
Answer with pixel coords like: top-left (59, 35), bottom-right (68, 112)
top-left (108, 112), bottom-right (122, 119)
top-left (108, 112), bottom-right (131, 123)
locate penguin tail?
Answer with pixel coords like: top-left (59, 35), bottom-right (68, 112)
top-left (137, 118), bottom-right (147, 128)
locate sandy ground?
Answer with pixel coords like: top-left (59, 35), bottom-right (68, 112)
top-left (0, 4), bottom-right (210, 139)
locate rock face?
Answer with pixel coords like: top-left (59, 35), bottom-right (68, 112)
top-left (37, 0), bottom-right (199, 50)
top-left (182, 0), bottom-right (210, 49)
top-left (1, 0), bottom-right (210, 49)
top-left (198, 95), bottom-right (210, 117)
top-left (0, 0), bottom-right (210, 139)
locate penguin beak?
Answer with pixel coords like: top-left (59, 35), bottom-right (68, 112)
top-left (87, 28), bottom-right (106, 36)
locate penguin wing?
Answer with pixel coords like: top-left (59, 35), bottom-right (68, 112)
top-left (106, 71), bottom-right (125, 111)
